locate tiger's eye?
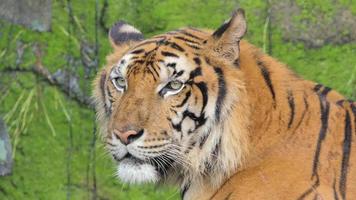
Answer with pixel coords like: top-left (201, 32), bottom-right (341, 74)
top-left (114, 77), bottom-right (126, 88)
top-left (169, 80), bottom-right (183, 90)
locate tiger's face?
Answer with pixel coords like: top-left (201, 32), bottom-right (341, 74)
top-left (94, 10), bottom-right (248, 185)
top-left (103, 32), bottom-right (220, 184)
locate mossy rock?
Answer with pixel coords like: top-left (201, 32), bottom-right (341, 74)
top-left (270, 0), bottom-right (356, 48)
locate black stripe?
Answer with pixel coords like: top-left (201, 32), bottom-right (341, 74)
top-left (233, 59), bottom-right (240, 68)
top-left (333, 177), bottom-right (340, 200)
top-left (313, 84), bottom-right (323, 92)
top-left (293, 95), bottom-right (309, 132)
top-left (161, 51), bottom-right (179, 58)
top-left (174, 36), bottom-right (201, 45)
top-left (174, 91), bottom-right (191, 108)
top-left (257, 60), bottom-right (276, 106)
top-left (151, 62), bottom-right (160, 77)
top-left (170, 108), bottom-right (178, 115)
top-left (351, 102), bottom-right (356, 116)
top-left (199, 129), bottom-right (210, 149)
top-left (170, 42), bottom-right (185, 52)
top-left (149, 72), bottom-right (157, 81)
top-left (182, 110), bottom-right (207, 130)
top-left (313, 84), bottom-right (331, 98)
top-left (166, 62), bottom-right (176, 69)
top-left (127, 65), bottom-right (141, 78)
top-left (171, 119), bottom-right (182, 132)
top-left (339, 110), bottom-right (352, 200)
top-left (214, 67), bottom-right (226, 122)
top-left (297, 179), bottom-right (320, 200)
top-left (148, 62), bottom-right (160, 79)
top-left (106, 85), bottom-right (113, 99)
top-left (213, 20), bottom-right (231, 38)
top-left (130, 59), bottom-right (145, 65)
top-left (144, 67), bottom-right (157, 81)
top-left (337, 100), bottom-right (346, 107)
top-left (188, 67), bottom-right (202, 81)
top-left (193, 57), bottom-right (201, 65)
top-left (311, 92), bottom-right (330, 179)
top-left (181, 182), bottom-right (191, 199)
top-left (179, 30), bottom-right (204, 40)
top-left (319, 85), bottom-right (331, 98)
top-left (172, 123), bottom-right (181, 132)
top-left (287, 90), bottom-right (295, 129)
top-left (212, 137), bottom-right (222, 158)
top-left (130, 49), bottom-right (145, 54)
top-left (337, 100), bottom-right (355, 109)
top-left (321, 86), bottom-right (331, 97)
top-left (175, 70), bottom-right (184, 78)
top-left (195, 82), bottom-right (208, 113)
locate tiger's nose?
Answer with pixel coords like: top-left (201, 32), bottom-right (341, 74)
top-left (113, 129), bottom-right (144, 145)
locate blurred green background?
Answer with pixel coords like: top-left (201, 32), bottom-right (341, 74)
top-left (0, 0), bottom-right (355, 199)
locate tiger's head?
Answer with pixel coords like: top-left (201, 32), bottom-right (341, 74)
top-left (93, 9), bottom-right (250, 189)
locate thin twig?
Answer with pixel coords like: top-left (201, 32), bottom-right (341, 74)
top-left (266, 0), bottom-right (272, 55)
top-left (87, 117), bottom-right (97, 200)
top-left (90, 1), bottom-right (100, 198)
top-left (66, 0), bottom-right (74, 199)
top-left (99, 0), bottom-right (109, 33)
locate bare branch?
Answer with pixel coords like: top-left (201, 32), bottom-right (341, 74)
top-left (0, 65), bottom-right (93, 108)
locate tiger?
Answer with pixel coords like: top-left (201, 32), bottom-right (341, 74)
top-left (93, 8), bottom-right (356, 200)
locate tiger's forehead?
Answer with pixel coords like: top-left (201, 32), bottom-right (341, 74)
top-left (111, 28), bottom-right (209, 81)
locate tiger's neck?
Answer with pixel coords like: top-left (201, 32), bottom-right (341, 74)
top-left (184, 41), bottom-right (303, 200)
top-left (237, 40), bottom-right (314, 166)
top-left (182, 41), bottom-right (315, 200)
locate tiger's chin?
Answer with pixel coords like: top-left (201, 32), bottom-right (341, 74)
top-left (116, 157), bottom-right (160, 184)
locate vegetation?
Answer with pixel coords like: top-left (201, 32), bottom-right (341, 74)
top-left (0, 0), bottom-right (354, 199)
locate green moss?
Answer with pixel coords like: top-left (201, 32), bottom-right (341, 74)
top-left (270, 32), bottom-right (356, 98)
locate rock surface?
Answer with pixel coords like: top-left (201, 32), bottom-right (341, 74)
top-left (271, 0), bottom-right (356, 48)
top-left (0, 0), bottom-right (51, 32)
top-left (0, 117), bottom-right (12, 176)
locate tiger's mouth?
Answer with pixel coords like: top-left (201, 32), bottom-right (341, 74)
top-left (115, 152), bottom-right (174, 172)
top-left (114, 153), bottom-right (145, 164)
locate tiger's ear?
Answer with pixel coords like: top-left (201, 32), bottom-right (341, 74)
top-left (206, 8), bottom-right (247, 65)
top-left (109, 21), bottom-right (144, 49)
